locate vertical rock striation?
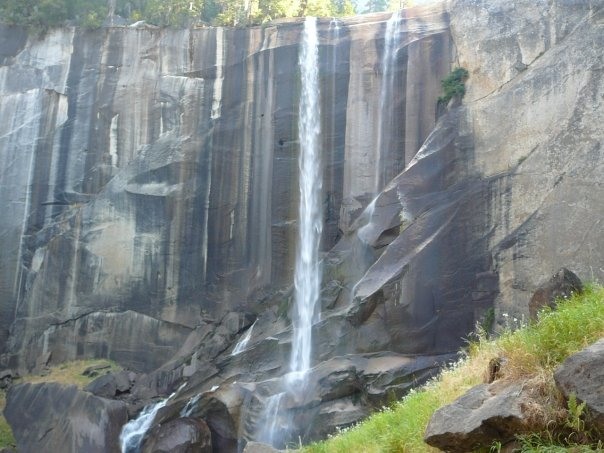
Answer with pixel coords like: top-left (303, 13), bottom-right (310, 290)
top-left (0, 6), bottom-right (451, 371)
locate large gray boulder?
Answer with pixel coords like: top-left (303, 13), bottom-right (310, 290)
top-left (424, 382), bottom-right (542, 452)
top-left (554, 339), bottom-right (604, 434)
top-left (141, 417), bottom-right (212, 453)
top-left (528, 268), bottom-right (583, 320)
top-left (84, 370), bottom-right (133, 398)
top-left (3, 382), bottom-right (128, 453)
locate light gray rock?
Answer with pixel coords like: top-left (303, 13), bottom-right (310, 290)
top-left (424, 382), bottom-right (542, 452)
top-left (450, 0), bottom-right (604, 325)
top-left (554, 339), bottom-right (604, 433)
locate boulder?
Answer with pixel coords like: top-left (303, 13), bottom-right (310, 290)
top-left (554, 339), bottom-right (604, 433)
top-left (140, 417), bottom-right (212, 453)
top-left (529, 268), bottom-right (583, 320)
top-left (0, 369), bottom-right (16, 389)
top-left (84, 370), bottom-right (133, 398)
top-left (3, 382), bottom-right (128, 453)
top-left (424, 382), bottom-right (542, 452)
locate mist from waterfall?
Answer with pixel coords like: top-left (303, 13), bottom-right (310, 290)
top-left (289, 16), bottom-right (322, 382)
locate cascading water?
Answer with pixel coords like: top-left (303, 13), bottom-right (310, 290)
top-left (120, 398), bottom-right (170, 453)
top-left (289, 15), bottom-right (322, 383)
top-left (256, 392), bottom-right (286, 445)
top-left (231, 320), bottom-right (256, 355)
top-left (374, 11), bottom-right (401, 196)
top-left (253, 16), bottom-right (322, 447)
top-left (180, 393), bottom-right (201, 417)
top-left (119, 385), bottom-right (184, 452)
top-left (357, 11), bottom-right (401, 246)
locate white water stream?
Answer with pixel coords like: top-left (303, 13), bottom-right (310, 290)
top-left (232, 320), bottom-right (257, 355)
top-left (120, 396), bottom-right (171, 453)
top-left (374, 11), bottom-right (401, 196)
top-left (289, 16), bottom-right (322, 382)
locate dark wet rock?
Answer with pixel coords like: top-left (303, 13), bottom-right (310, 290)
top-left (141, 417), bottom-right (212, 453)
top-left (185, 386), bottom-right (245, 453)
top-left (554, 339), bottom-right (604, 433)
top-left (0, 369), bottom-right (17, 389)
top-left (529, 268), bottom-right (583, 320)
top-left (424, 382), bottom-right (543, 452)
top-left (84, 370), bottom-right (133, 398)
top-left (4, 382), bottom-right (127, 453)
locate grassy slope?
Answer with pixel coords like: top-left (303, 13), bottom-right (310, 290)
top-left (304, 285), bottom-right (604, 453)
top-left (0, 359), bottom-right (120, 449)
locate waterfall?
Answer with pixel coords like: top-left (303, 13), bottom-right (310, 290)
top-left (357, 11), bottom-right (401, 241)
top-left (231, 320), bottom-right (257, 355)
top-left (290, 16), bottom-right (322, 382)
top-left (253, 17), bottom-right (322, 447)
top-left (180, 393), bottom-right (202, 417)
top-left (119, 385), bottom-right (184, 453)
top-left (256, 393), bottom-right (286, 446)
top-left (120, 398), bottom-right (170, 453)
top-left (374, 11), bottom-right (401, 198)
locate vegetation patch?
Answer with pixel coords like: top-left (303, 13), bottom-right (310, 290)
top-left (21, 358), bottom-right (121, 388)
top-left (439, 67), bottom-right (469, 104)
top-left (303, 284), bottom-right (604, 453)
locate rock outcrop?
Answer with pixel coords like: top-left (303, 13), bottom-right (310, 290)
top-left (3, 382), bottom-right (128, 453)
top-left (528, 268), bottom-right (583, 320)
top-left (424, 381), bottom-right (545, 452)
top-left (140, 417), bottom-right (212, 453)
top-left (450, 0), bottom-right (604, 327)
top-left (554, 339), bottom-right (604, 434)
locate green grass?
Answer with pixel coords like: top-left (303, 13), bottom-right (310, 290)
top-left (0, 391), bottom-right (16, 449)
top-left (303, 284), bottom-right (604, 453)
top-left (21, 358), bottom-right (121, 389)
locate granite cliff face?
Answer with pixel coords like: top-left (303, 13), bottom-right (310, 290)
top-left (1, 0), bottom-right (603, 450)
top-left (0, 7), bottom-right (451, 372)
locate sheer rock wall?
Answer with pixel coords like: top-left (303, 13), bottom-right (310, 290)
top-left (0, 6), bottom-right (451, 371)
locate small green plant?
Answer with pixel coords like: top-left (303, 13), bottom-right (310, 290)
top-left (439, 67), bottom-right (469, 104)
top-left (565, 393), bottom-right (586, 433)
top-left (489, 440), bottom-right (502, 452)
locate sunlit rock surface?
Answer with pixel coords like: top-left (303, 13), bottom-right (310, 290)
top-left (0, 7), bottom-right (450, 371)
top-left (1, 0), bottom-right (603, 448)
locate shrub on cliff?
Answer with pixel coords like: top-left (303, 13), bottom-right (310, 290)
top-left (439, 67), bottom-right (469, 104)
